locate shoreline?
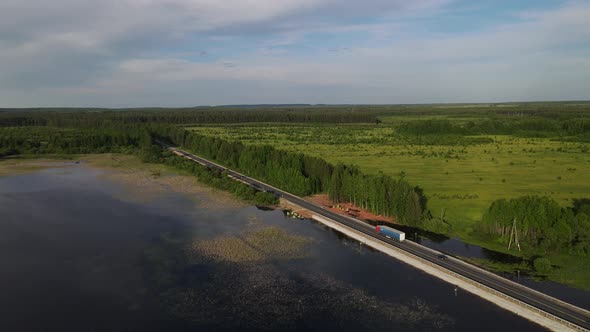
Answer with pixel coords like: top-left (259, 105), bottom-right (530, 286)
top-left (0, 154), bottom-right (247, 209)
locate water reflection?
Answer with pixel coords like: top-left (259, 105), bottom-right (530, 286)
top-left (0, 165), bottom-right (547, 331)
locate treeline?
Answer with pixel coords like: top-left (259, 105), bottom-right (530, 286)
top-left (0, 108), bottom-right (378, 127)
top-left (0, 126), bottom-right (145, 157)
top-left (329, 164), bottom-right (426, 224)
top-left (158, 126), bottom-right (332, 196)
top-left (154, 126), bottom-right (428, 225)
top-left (378, 102), bottom-right (590, 119)
top-left (2, 102), bottom-right (589, 127)
top-left (478, 196), bottom-right (590, 255)
top-left (157, 150), bottom-right (278, 206)
top-left (397, 118), bottom-right (590, 139)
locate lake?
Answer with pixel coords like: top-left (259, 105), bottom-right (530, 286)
top-left (0, 163), bottom-right (545, 331)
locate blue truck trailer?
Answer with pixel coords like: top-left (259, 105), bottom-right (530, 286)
top-left (375, 225), bottom-right (405, 242)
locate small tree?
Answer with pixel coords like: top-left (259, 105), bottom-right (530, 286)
top-left (404, 190), bottom-right (423, 225)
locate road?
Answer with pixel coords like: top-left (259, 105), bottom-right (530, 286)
top-left (169, 146), bottom-right (590, 331)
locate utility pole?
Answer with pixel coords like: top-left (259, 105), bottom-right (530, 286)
top-left (508, 217), bottom-right (521, 251)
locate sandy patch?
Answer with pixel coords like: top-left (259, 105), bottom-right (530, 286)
top-left (0, 158), bottom-right (76, 177)
top-left (80, 154), bottom-right (246, 209)
top-left (306, 193), bottom-right (394, 224)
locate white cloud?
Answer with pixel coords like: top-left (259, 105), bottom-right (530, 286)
top-left (0, 0), bottom-right (445, 91)
top-left (0, 0), bottom-right (588, 106)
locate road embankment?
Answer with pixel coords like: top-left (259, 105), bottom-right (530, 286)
top-left (307, 212), bottom-right (582, 332)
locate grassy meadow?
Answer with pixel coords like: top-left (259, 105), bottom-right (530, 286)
top-left (186, 114), bottom-right (590, 289)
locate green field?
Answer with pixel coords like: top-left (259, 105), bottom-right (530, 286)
top-left (186, 119), bottom-right (590, 288)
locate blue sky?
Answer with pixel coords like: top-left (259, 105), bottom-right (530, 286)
top-left (0, 0), bottom-right (588, 107)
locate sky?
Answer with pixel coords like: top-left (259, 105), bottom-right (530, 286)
top-left (0, 0), bottom-right (589, 107)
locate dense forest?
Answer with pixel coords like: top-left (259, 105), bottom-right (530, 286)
top-left (0, 108), bottom-right (378, 127)
top-left (328, 163), bottom-right (426, 224)
top-left (3, 102), bottom-right (590, 129)
top-left (0, 126), bottom-right (146, 157)
top-left (478, 196), bottom-right (590, 255)
top-left (398, 118), bottom-right (590, 141)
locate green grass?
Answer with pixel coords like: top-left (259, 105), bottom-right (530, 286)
top-left (545, 253), bottom-right (590, 289)
top-left (462, 258), bottom-right (533, 277)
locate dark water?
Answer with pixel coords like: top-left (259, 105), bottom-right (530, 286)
top-left (375, 223), bottom-right (590, 311)
top-left (0, 165), bottom-right (546, 331)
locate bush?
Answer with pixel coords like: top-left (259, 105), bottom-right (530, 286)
top-left (254, 192), bottom-right (279, 206)
top-left (533, 257), bottom-right (552, 274)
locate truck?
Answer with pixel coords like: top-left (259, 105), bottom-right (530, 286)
top-left (375, 225), bottom-right (405, 242)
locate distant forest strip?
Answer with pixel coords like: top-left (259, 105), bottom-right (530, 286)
top-left (2, 104), bottom-right (590, 142)
top-left (377, 102), bottom-right (590, 119)
top-left (0, 108), bottom-right (379, 127)
top-left (397, 118), bottom-right (590, 138)
top-left (2, 101), bottom-right (590, 127)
